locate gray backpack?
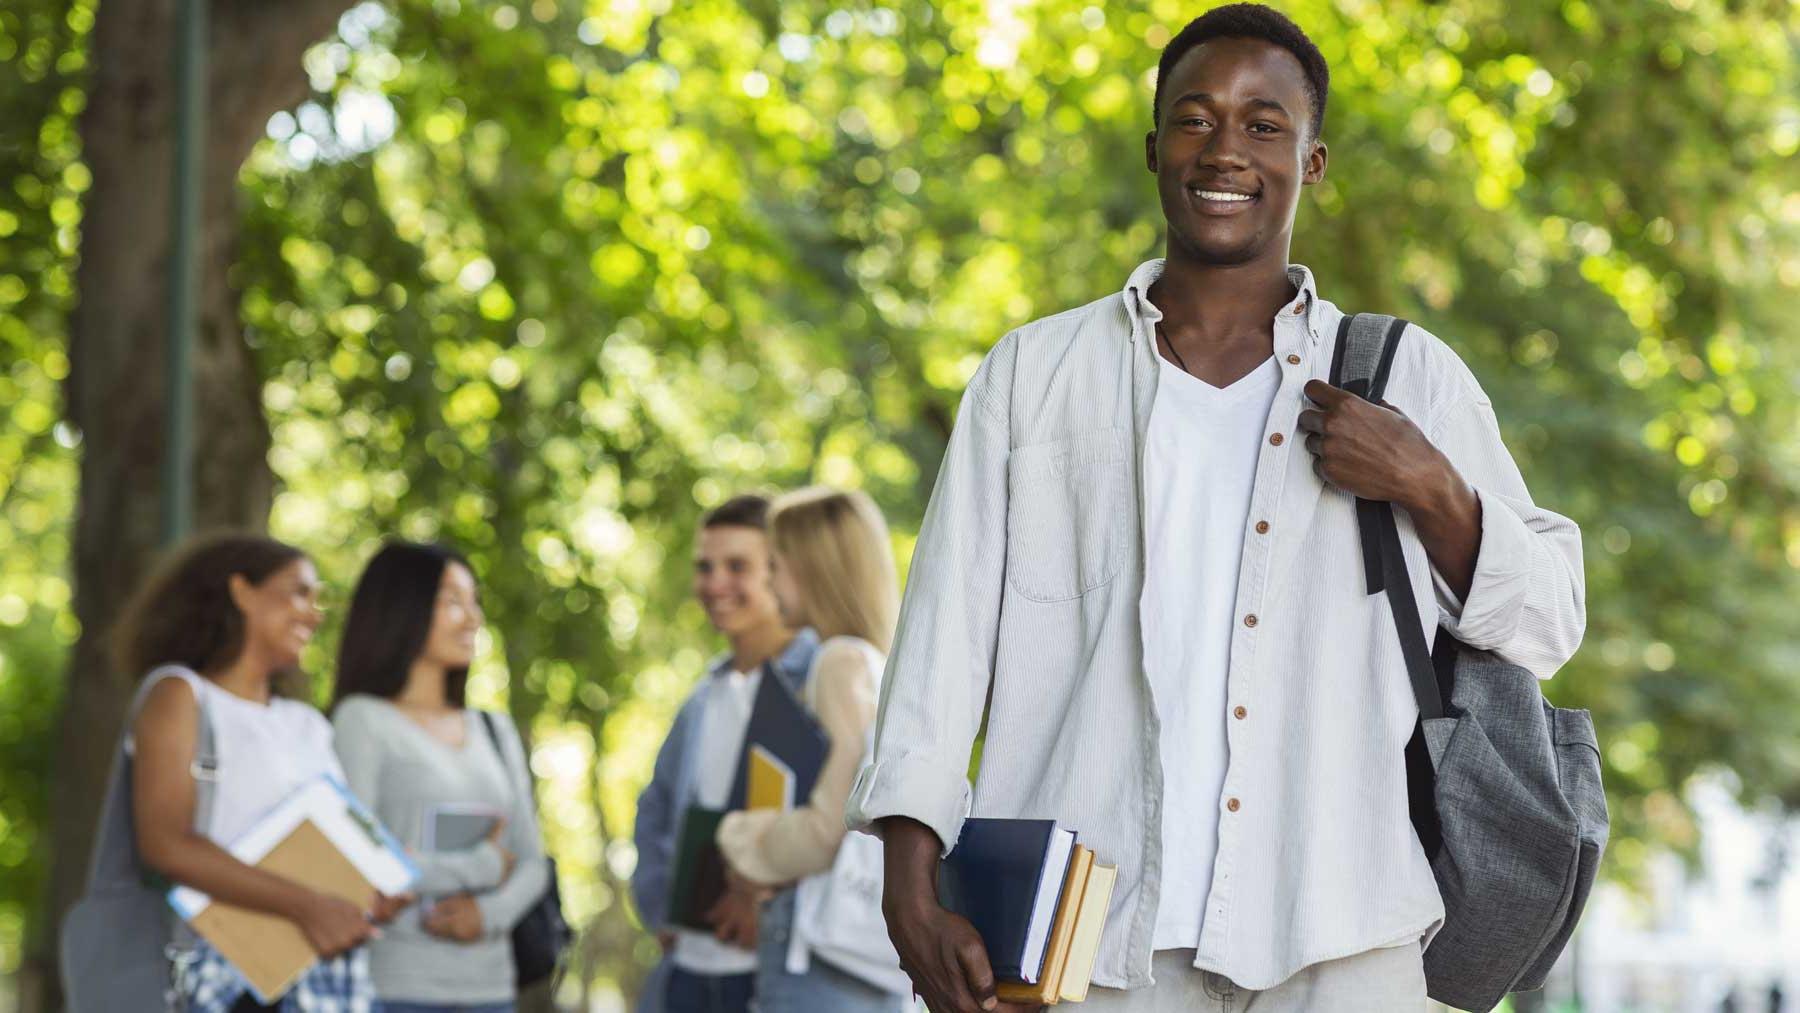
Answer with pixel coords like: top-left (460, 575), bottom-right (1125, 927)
top-left (59, 670), bottom-right (217, 1013)
top-left (1332, 314), bottom-right (1609, 1013)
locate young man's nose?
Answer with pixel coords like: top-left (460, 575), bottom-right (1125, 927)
top-left (1200, 130), bottom-right (1252, 169)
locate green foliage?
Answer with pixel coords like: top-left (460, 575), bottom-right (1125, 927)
top-left (0, 0), bottom-right (89, 975)
top-left (4, 0), bottom-right (1799, 996)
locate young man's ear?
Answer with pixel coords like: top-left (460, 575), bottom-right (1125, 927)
top-left (1302, 138), bottom-right (1329, 185)
top-left (1145, 130), bottom-right (1159, 174)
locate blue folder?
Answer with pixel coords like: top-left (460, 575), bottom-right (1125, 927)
top-left (726, 662), bottom-right (829, 810)
top-left (938, 817), bottom-right (1078, 983)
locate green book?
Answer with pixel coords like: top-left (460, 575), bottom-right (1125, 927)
top-left (666, 805), bottom-right (728, 933)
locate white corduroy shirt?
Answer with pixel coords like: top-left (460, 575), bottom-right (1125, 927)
top-left (846, 259), bottom-right (1586, 992)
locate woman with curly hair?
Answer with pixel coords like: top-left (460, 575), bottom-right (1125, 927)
top-left (112, 533), bottom-right (406, 1011)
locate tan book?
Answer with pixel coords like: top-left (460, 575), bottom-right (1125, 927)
top-left (1057, 862), bottom-right (1117, 1002)
top-left (170, 776), bottom-right (417, 1003)
top-left (188, 819), bottom-right (377, 1000)
top-left (997, 845), bottom-right (1094, 1006)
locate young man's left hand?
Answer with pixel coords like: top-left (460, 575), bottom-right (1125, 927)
top-left (1297, 380), bottom-right (1449, 509)
top-left (704, 887), bottom-right (761, 948)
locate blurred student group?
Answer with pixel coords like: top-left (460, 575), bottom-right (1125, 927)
top-left (64, 487), bottom-right (931, 1013)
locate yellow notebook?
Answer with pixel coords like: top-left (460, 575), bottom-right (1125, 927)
top-left (1058, 862), bottom-right (1117, 1002)
top-left (745, 743), bottom-right (796, 810)
top-left (997, 845), bottom-right (1094, 1006)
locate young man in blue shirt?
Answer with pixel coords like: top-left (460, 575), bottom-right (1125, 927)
top-left (631, 495), bottom-right (820, 1013)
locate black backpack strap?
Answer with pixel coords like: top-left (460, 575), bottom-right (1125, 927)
top-left (478, 709), bottom-right (530, 800)
top-left (1328, 315), bottom-right (1445, 723)
top-left (477, 710), bottom-right (506, 773)
top-left (1330, 314), bottom-right (1407, 595)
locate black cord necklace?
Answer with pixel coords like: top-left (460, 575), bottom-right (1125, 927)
top-left (1155, 322), bottom-right (1193, 375)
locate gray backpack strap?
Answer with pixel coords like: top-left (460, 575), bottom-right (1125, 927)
top-left (189, 683), bottom-right (219, 838)
top-left (174, 677), bottom-right (218, 948)
top-left (89, 670), bottom-right (220, 884)
top-left (1328, 312), bottom-right (1407, 404)
top-left (62, 667), bottom-right (220, 1011)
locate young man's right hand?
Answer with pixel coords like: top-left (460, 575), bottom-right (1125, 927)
top-left (879, 816), bottom-right (1041, 1013)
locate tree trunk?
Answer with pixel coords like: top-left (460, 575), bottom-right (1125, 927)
top-left (27, 0), bottom-right (354, 1007)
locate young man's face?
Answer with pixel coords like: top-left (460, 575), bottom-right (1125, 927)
top-left (1145, 36), bottom-right (1327, 267)
top-left (692, 524), bottom-right (785, 640)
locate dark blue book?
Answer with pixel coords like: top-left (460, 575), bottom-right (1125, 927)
top-left (725, 662), bottom-right (829, 811)
top-left (938, 818), bottom-right (1078, 983)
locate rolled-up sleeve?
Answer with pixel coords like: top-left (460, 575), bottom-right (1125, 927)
top-left (1427, 391), bottom-right (1586, 679)
top-left (846, 340), bottom-right (1014, 854)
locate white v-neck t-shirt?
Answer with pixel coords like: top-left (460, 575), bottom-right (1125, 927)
top-left (1139, 353), bottom-right (1282, 951)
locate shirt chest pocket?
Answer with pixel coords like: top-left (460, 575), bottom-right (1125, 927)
top-left (1005, 427), bottom-right (1129, 602)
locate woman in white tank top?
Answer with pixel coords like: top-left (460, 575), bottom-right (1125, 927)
top-left (117, 534), bottom-right (408, 1012)
top-left (713, 487), bottom-right (911, 1012)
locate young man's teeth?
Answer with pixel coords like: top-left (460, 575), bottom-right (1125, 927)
top-left (1193, 189), bottom-right (1254, 202)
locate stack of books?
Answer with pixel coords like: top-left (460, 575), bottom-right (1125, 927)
top-left (939, 818), bottom-right (1118, 1005)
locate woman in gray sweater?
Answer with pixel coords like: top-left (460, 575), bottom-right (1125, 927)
top-left (331, 541), bottom-right (548, 1013)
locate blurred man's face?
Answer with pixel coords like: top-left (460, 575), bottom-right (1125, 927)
top-left (1146, 36), bottom-right (1327, 266)
top-left (692, 525), bottom-right (784, 640)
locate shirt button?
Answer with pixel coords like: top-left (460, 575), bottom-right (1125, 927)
top-left (1254, 520), bottom-right (1270, 534)
top-left (1243, 614), bottom-right (1258, 628)
top-left (1269, 433), bottom-right (1284, 446)
top-left (1227, 797), bottom-right (1242, 812)
top-left (1292, 303), bottom-right (1304, 314)
top-left (1286, 354), bottom-right (1301, 365)
top-left (1234, 706), bottom-right (1248, 720)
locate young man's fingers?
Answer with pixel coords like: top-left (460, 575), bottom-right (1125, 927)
top-left (1302, 379), bottom-right (1349, 405)
top-left (1296, 408), bottom-right (1326, 433)
top-left (937, 936), bottom-right (986, 1012)
top-left (954, 935), bottom-right (1000, 1010)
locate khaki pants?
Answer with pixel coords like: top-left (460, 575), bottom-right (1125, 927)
top-left (1078, 943), bottom-right (1427, 1013)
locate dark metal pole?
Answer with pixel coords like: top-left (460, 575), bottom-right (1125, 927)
top-left (163, 0), bottom-right (205, 545)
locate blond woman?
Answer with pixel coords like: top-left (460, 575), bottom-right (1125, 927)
top-left (715, 487), bottom-right (910, 1012)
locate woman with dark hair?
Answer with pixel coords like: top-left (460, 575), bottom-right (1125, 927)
top-left (114, 532), bottom-right (406, 1011)
top-left (330, 541), bottom-right (548, 1013)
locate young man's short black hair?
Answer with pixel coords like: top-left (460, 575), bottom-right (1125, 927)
top-left (1153, 3), bottom-right (1330, 140)
top-left (703, 494), bottom-right (771, 530)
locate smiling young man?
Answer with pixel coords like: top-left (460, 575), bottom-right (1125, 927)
top-left (848, 6), bottom-right (1586, 1012)
top-left (630, 495), bottom-right (820, 1013)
